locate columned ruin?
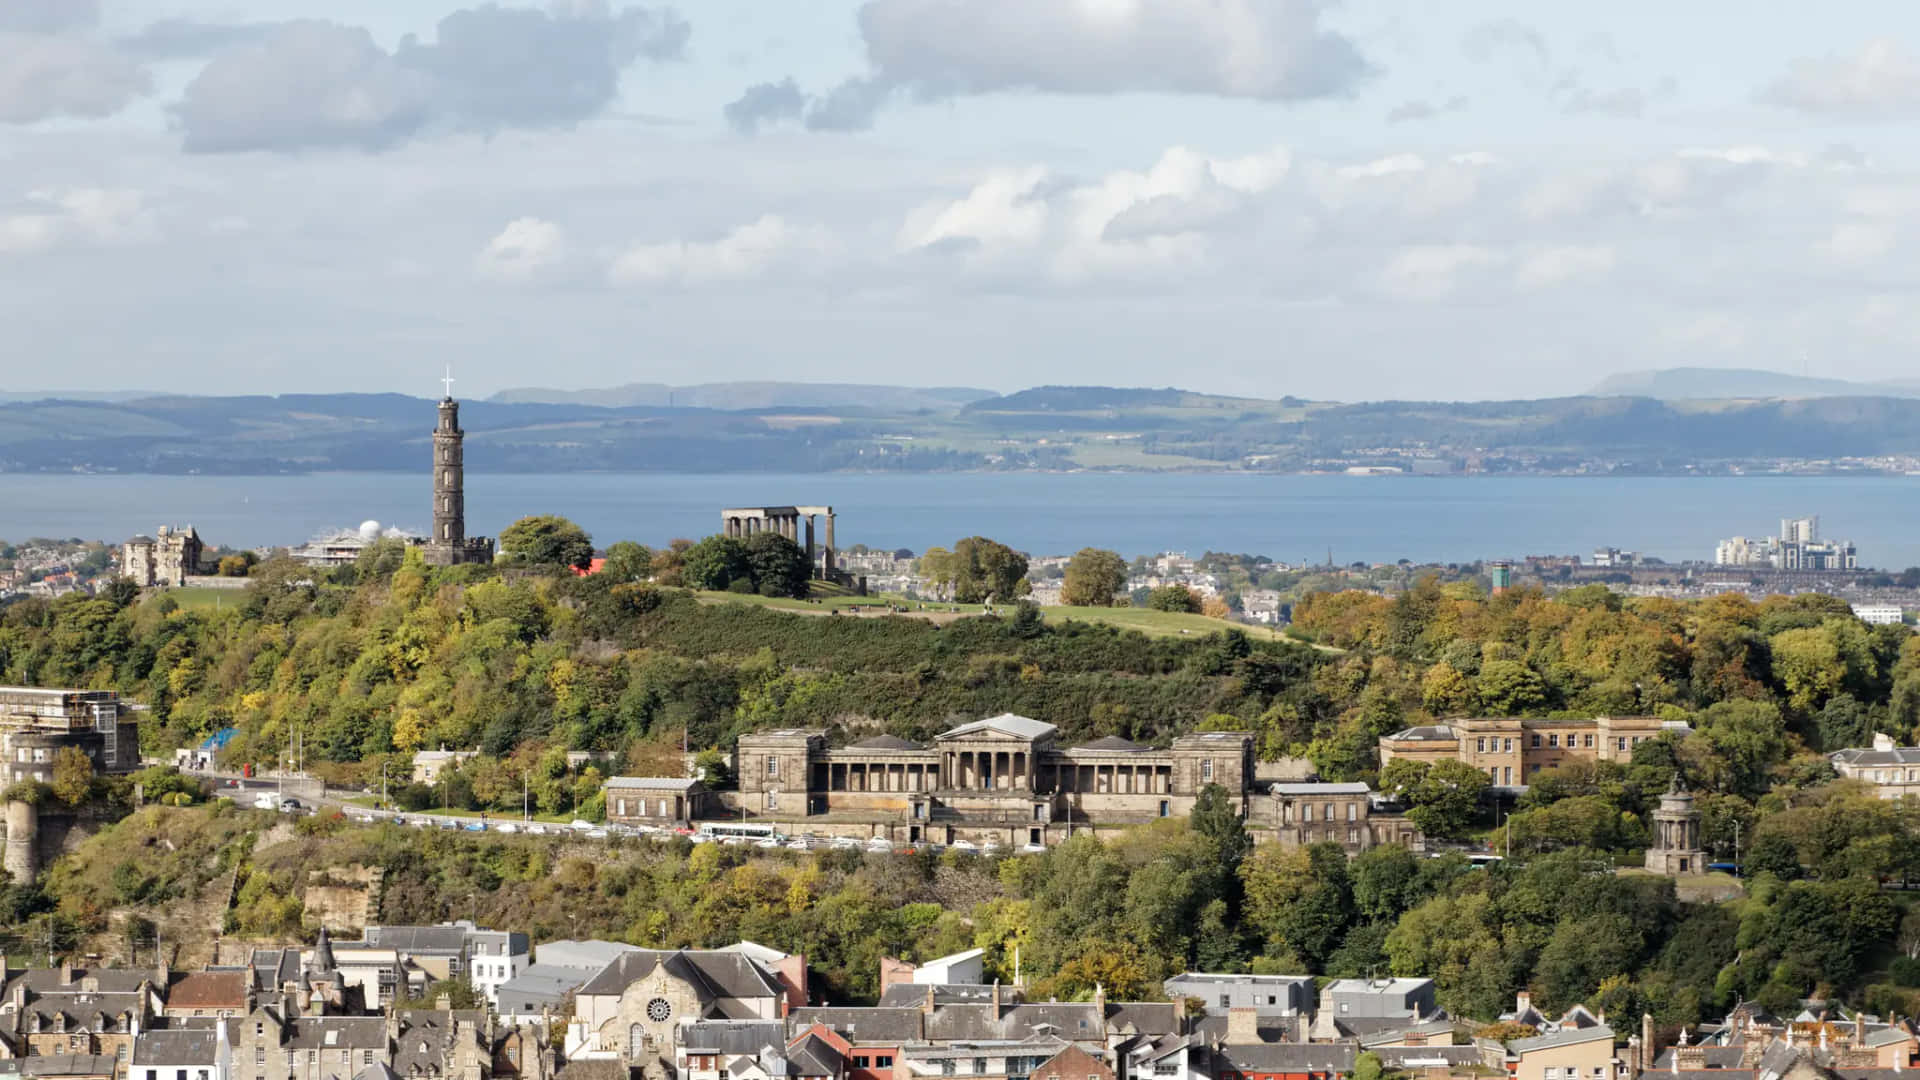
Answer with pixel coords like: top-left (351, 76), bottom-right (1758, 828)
top-left (720, 505), bottom-right (839, 579)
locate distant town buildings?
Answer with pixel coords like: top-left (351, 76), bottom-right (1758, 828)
top-left (291, 521), bottom-right (416, 569)
top-left (1852, 603), bottom-right (1905, 626)
top-left (121, 525), bottom-right (202, 587)
top-left (1715, 515), bottom-right (1857, 570)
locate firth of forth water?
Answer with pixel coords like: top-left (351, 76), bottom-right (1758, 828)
top-left (1, 472), bottom-right (1917, 568)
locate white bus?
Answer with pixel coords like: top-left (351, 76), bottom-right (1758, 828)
top-left (697, 822), bottom-right (780, 843)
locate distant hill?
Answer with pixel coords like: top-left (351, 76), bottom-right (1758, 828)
top-left (490, 381), bottom-right (995, 413)
top-left (0, 390), bottom-right (163, 404)
top-left (1587, 367), bottom-right (1920, 400)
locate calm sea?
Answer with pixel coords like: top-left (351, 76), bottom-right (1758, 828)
top-left (0, 472), bottom-right (1916, 568)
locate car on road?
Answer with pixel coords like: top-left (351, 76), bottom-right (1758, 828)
top-left (585, 828), bottom-right (608, 839)
top-left (525, 824), bottom-right (547, 835)
top-left (495, 822), bottom-right (518, 834)
top-left (278, 798), bottom-right (303, 813)
top-left (463, 822), bottom-right (486, 832)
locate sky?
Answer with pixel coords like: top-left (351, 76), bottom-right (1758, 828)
top-left (9, 1), bottom-right (1920, 401)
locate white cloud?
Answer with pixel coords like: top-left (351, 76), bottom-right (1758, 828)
top-left (1337, 153), bottom-right (1426, 179)
top-left (898, 168), bottom-right (1052, 252)
top-left (741, 0), bottom-right (1370, 131)
top-left (610, 214), bottom-right (827, 285)
top-left (0, 188), bottom-right (150, 254)
top-left (1678, 146), bottom-right (1810, 168)
top-left (1761, 39), bottom-right (1920, 115)
top-left (1379, 244), bottom-right (1504, 300)
top-left (476, 217), bottom-right (566, 281)
top-left (1514, 245), bottom-right (1614, 289)
top-left (0, 31), bottom-right (150, 124)
top-left (1820, 223), bottom-right (1893, 264)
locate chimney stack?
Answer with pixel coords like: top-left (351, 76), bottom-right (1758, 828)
top-left (1226, 1009), bottom-right (1260, 1047)
top-left (1516, 992), bottom-right (1532, 1018)
top-left (1094, 983), bottom-right (1106, 1018)
top-left (923, 985), bottom-right (935, 1015)
top-left (1642, 1012), bottom-right (1656, 1072)
top-left (992, 980), bottom-right (1001, 1016)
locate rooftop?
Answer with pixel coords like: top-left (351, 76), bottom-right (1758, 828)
top-left (1265, 782), bottom-right (1371, 796)
top-left (604, 776), bottom-right (701, 792)
top-left (938, 714), bottom-right (1057, 741)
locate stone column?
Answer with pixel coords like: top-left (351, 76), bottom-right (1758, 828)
top-left (804, 517), bottom-right (817, 571)
top-left (824, 514), bottom-right (837, 573)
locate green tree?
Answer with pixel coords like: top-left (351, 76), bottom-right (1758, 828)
top-left (1060, 548), bottom-right (1128, 607)
top-left (216, 552), bottom-right (257, 577)
top-left (1191, 782), bottom-right (1253, 879)
top-left (682, 535), bottom-right (751, 591)
top-left (950, 537), bottom-right (1029, 604)
top-left (51, 746), bottom-right (93, 807)
top-left (1353, 1052), bottom-right (1384, 1080)
top-left (1401, 759), bottom-right (1490, 840)
top-left (1148, 585), bottom-right (1203, 614)
top-left (600, 541), bottom-right (654, 584)
top-left (498, 515), bottom-right (592, 570)
top-left (1476, 659), bottom-right (1549, 715)
top-left (744, 532), bottom-right (812, 598)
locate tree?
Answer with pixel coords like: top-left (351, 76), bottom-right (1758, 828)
top-left (498, 515), bottom-right (592, 570)
top-left (1421, 662), bottom-right (1476, 715)
top-left (1392, 760), bottom-right (1490, 840)
top-left (1191, 783), bottom-right (1253, 878)
top-left (744, 532), bottom-right (811, 598)
top-left (682, 536), bottom-right (751, 592)
top-left (1353, 1053), bottom-right (1384, 1080)
top-left (51, 746), bottom-right (92, 806)
top-left (1060, 548), bottom-right (1127, 607)
top-left (1148, 585), bottom-right (1203, 613)
top-left (950, 537), bottom-right (1029, 604)
top-left (216, 552), bottom-right (257, 577)
top-left (600, 541), bottom-right (654, 584)
top-left (1476, 659), bottom-right (1549, 715)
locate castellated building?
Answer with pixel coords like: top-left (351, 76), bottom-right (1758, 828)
top-left (120, 524), bottom-right (203, 587)
top-left (422, 393), bottom-right (494, 567)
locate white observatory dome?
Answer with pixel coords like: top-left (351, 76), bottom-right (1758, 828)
top-left (358, 520), bottom-right (382, 540)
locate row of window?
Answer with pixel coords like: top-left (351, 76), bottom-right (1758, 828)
top-left (1472, 733), bottom-right (1651, 754)
top-left (1295, 802), bottom-right (1359, 823)
top-left (1540, 1067), bottom-right (1608, 1079)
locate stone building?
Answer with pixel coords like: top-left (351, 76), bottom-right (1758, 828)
top-left (1830, 733), bottom-right (1920, 799)
top-left (1377, 715), bottom-right (1688, 790)
top-left (603, 778), bottom-right (715, 828)
top-left (1643, 776), bottom-right (1707, 876)
top-left (0, 964), bottom-right (165, 1065)
top-left (1262, 782), bottom-right (1421, 853)
top-left (121, 526), bottom-right (202, 587)
top-left (568, 948), bottom-right (803, 1066)
top-left (422, 391), bottom-right (493, 568)
top-left (738, 716), bottom-right (1261, 848)
top-left (0, 687), bottom-right (142, 785)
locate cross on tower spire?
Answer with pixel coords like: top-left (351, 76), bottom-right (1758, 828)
top-left (441, 365), bottom-right (455, 400)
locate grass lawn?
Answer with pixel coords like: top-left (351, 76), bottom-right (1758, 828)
top-left (165, 586), bottom-right (246, 611)
top-left (692, 590), bottom-right (1324, 645)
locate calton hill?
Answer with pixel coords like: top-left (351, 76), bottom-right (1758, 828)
top-left (3, 513), bottom-right (1920, 1031)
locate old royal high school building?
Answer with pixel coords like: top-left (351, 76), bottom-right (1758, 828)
top-left (736, 714), bottom-right (1422, 851)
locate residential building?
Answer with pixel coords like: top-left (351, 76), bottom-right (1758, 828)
top-left (1378, 716), bottom-right (1689, 790)
top-left (1481, 1025), bottom-right (1616, 1080)
top-left (0, 687), bottom-right (143, 785)
top-left (1204, 1042), bottom-right (1355, 1080)
top-left (336, 924), bottom-right (527, 1010)
top-left (131, 1025), bottom-right (232, 1080)
top-left (1831, 733), bottom-right (1920, 799)
top-left (1851, 604), bottom-right (1904, 626)
top-left (1163, 974), bottom-right (1314, 1018)
top-left (1309, 980), bottom-right (1437, 1041)
top-left (1259, 783), bottom-right (1420, 853)
top-left (602, 778), bottom-right (715, 829)
top-left (412, 750), bottom-right (478, 785)
top-left (0, 964), bottom-right (164, 1071)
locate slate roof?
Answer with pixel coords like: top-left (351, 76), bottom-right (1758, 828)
top-left (391, 1010), bottom-right (486, 1075)
top-left (1507, 1025), bottom-right (1615, 1054)
top-left (1071, 737), bottom-right (1150, 753)
top-left (1651, 1047), bottom-right (1750, 1070)
top-left (681, 1021), bottom-right (788, 1055)
top-left (1266, 782), bottom-right (1371, 795)
top-left (877, 984), bottom-right (1005, 1009)
top-left (604, 776), bottom-right (700, 792)
top-left (785, 1034), bottom-right (843, 1078)
top-left (1217, 1044), bottom-right (1358, 1072)
top-left (848, 735), bottom-right (926, 751)
top-left (1371, 1047), bottom-right (1483, 1069)
top-left (577, 950), bottom-right (783, 1011)
top-left (17, 1055), bottom-right (116, 1078)
top-left (938, 714), bottom-right (1057, 741)
top-left (788, 1008), bottom-right (924, 1044)
top-left (360, 926), bottom-right (470, 955)
top-left (1385, 725), bottom-right (1456, 741)
top-left (531, 940), bottom-right (641, 971)
top-left (132, 1030), bottom-right (220, 1066)
top-left (285, 1017), bottom-right (388, 1050)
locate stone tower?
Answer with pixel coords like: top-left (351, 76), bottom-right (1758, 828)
top-left (1644, 774), bottom-right (1706, 875)
top-left (423, 382), bottom-right (493, 567)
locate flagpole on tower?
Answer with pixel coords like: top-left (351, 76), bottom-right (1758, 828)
top-left (441, 365), bottom-right (455, 400)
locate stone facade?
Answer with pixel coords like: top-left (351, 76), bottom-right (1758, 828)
top-left (1261, 783), bottom-right (1421, 853)
top-left (0, 687), bottom-right (142, 785)
top-left (1643, 777), bottom-right (1706, 876)
top-left (121, 526), bottom-right (203, 587)
top-left (1831, 733), bottom-right (1920, 799)
top-left (738, 716), bottom-right (1350, 850)
top-left (1379, 715), bottom-right (1688, 790)
top-left (422, 397), bottom-right (494, 568)
top-left (604, 778), bottom-right (714, 827)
